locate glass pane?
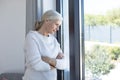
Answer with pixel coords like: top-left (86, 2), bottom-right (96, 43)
top-left (62, 0), bottom-right (70, 80)
top-left (84, 0), bottom-right (120, 80)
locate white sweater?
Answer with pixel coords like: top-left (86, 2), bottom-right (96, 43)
top-left (23, 31), bottom-right (66, 80)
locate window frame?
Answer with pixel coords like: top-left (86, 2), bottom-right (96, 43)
top-left (56, 0), bottom-right (85, 80)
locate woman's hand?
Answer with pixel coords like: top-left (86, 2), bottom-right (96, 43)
top-left (41, 53), bottom-right (64, 68)
top-left (41, 56), bottom-right (56, 67)
top-left (41, 56), bottom-right (50, 63)
top-left (50, 65), bottom-right (55, 70)
top-left (56, 53), bottom-right (64, 59)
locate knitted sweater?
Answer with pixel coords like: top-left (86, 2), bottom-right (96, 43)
top-left (22, 31), bottom-right (66, 80)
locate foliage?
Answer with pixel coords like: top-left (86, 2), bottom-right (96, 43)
top-left (85, 45), bottom-right (115, 78)
top-left (85, 8), bottom-right (120, 27)
top-left (84, 14), bottom-right (107, 26)
top-left (84, 14), bottom-right (97, 26)
top-left (107, 46), bottom-right (120, 60)
top-left (106, 8), bottom-right (120, 26)
top-left (95, 15), bottom-right (108, 26)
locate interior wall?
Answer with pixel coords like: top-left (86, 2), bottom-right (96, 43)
top-left (42, 0), bottom-right (56, 14)
top-left (0, 0), bottom-right (26, 74)
top-left (0, 0), bottom-right (56, 74)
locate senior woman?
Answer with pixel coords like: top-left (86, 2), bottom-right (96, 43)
top-left (22, 10), bottom-right (66, 80)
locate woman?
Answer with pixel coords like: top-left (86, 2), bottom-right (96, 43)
top-left (22, 10), bottom-right (66, 80)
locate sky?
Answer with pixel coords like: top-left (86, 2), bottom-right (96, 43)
top-left (84, 0), bottom-right (120, 14)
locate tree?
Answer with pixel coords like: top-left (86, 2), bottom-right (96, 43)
top-left (84, 8), bottom-right (120, 27)
top-left (84, 14), bottom-right (107, 26)
top-left (106, 8), bottom-right (120, 26)
top-left (84, 14), bottom-right (97, 26)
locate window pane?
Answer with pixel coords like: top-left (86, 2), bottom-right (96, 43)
top-left (62, 0), bottom-right (70, 80)
top-left (84, 0), bottom-right (120, 80)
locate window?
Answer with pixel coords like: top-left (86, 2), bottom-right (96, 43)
top-left (56, 0), bottom-right (85, 80)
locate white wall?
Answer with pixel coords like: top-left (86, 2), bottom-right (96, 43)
top-left (0, 0), bottom-right (56, 74)
top-left (42, 0), bottom-right (56, 13)
top-left (0, 0), bottom-right (26, 74)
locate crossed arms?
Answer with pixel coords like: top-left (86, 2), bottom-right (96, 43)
top-left (41, 53), bottom-right (64, 70)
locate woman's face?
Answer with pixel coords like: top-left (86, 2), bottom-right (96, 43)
top-left (45, 20), bottom-right (62, 34)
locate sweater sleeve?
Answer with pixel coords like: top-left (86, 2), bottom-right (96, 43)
top-left (55, 42), bottom-right (67, 70)
top-left (24, 33), bottom-right (51, 71)
top-left (56, 56), bottom-right (67, 70)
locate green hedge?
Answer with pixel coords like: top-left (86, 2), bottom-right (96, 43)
top-left (85, 44), bottom-right (116, 78)
top-left (106, 46), bottom-right (120, 60)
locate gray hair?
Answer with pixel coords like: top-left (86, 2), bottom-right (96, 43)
top-left (41, 10), bottom-right (63, 21)
top-left (35, 10), bottom-right (63, 31)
